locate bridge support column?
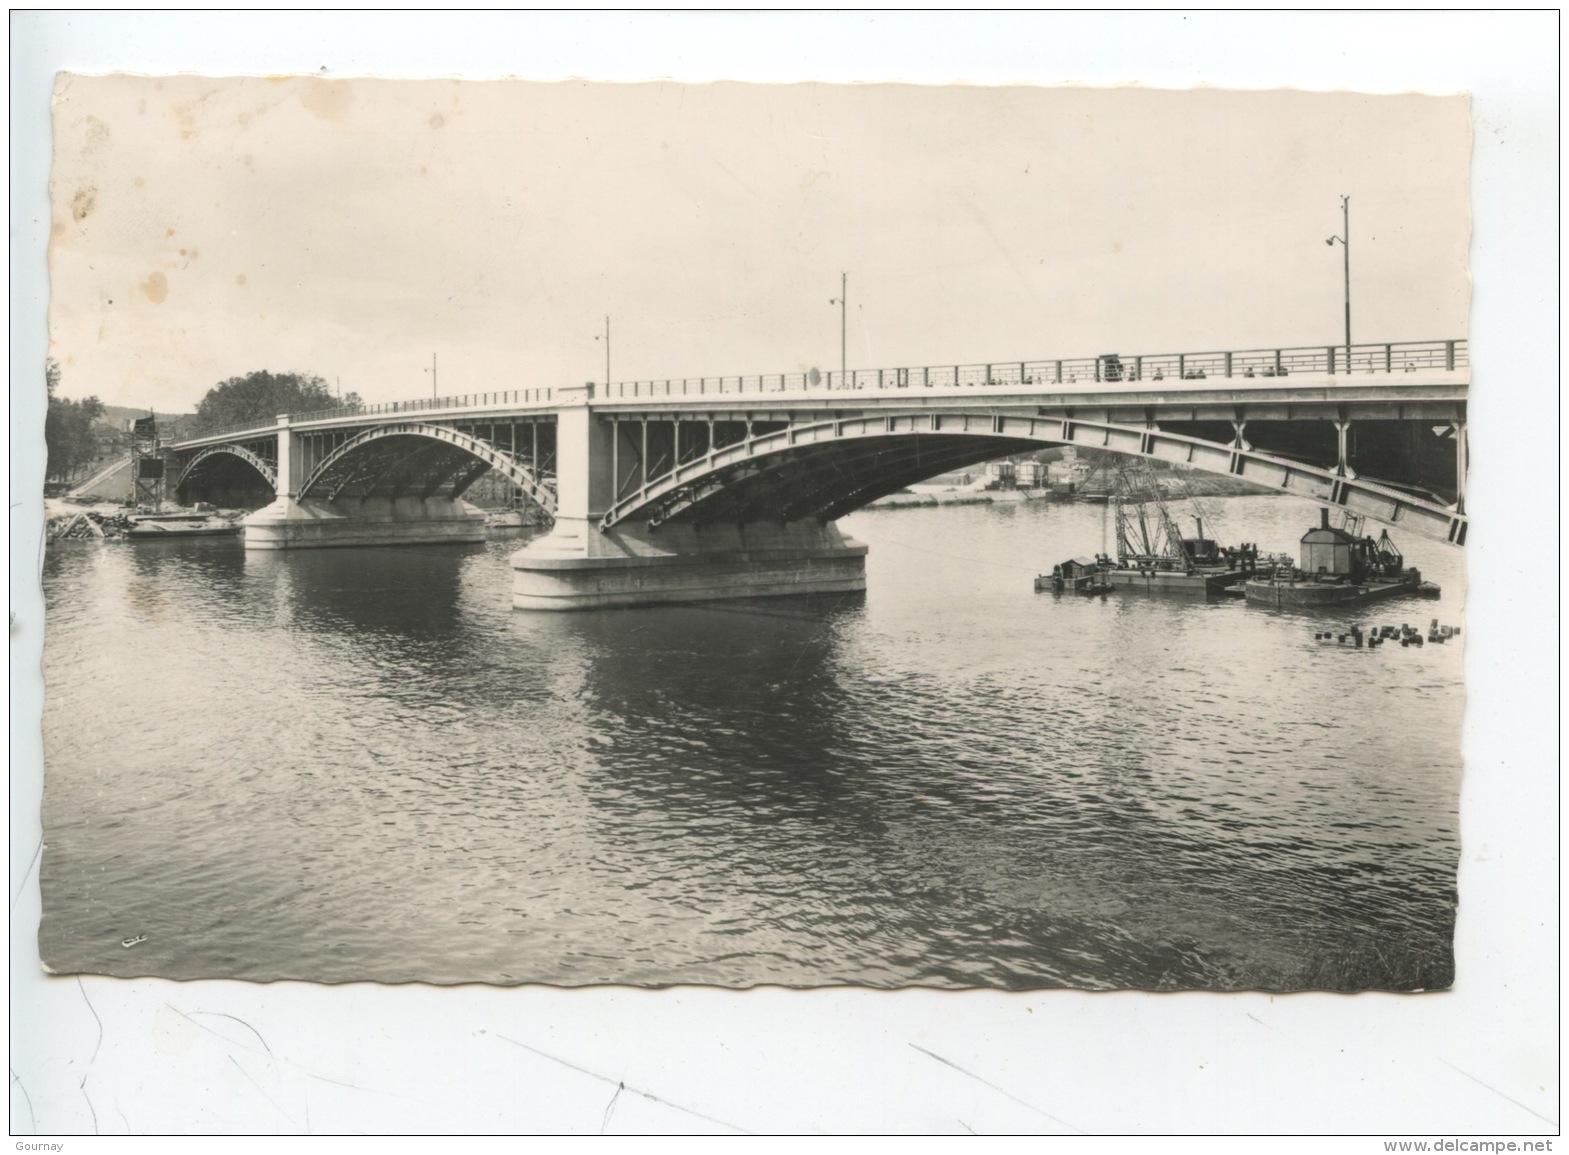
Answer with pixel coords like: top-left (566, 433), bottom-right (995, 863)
top-left (243, 416), bottom-right (485, 550)
top-left (1453, 420), bottom-right (1467, 515)
top-left (1334, 420), bottom-right (1357, 479)
top-left (510, 387), bottom-right (866, 610)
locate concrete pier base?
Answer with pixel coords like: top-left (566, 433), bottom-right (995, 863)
top-left (510, 519), bottom-right (867, 610)
top-left (243, 496), bottom-right (487, 550)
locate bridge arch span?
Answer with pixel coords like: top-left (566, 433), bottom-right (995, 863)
top-left (600, 411), bottom-right (1466, 545)
top-left (297, 422), bottom-right (557, 515)
top-left (175, 443), bottom-right (279, 505)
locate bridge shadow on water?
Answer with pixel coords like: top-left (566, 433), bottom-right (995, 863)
top-left (536, 591), bottom-right (875, 807)
top-left (38, 521), bottom-right (1457, 990)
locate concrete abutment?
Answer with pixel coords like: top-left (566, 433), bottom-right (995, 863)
top-left (509, 518), bottom-right (867, 610)
top-left (243, 496), bottom-right (486, 549)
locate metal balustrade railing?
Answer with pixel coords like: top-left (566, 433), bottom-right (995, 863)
top-left (170, 340), bottom-right (1464, 447)
top-left (174, 387), bottom-right (558, 444)
top-left (599, 338), bottom-right (1465, 398)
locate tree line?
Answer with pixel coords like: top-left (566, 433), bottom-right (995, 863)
top-left (192, 370), bottom-right (360, 434)
top-left (45, 364), bottom-right (363, 483)
top-left (44, 359), bottom-right (105, 483)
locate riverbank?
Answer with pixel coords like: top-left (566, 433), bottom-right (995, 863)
top-left (867, 487), bottom-right (1053, 510)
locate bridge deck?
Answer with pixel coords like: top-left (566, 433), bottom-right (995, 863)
top-left (169, 338), bottom-right (1467, 450)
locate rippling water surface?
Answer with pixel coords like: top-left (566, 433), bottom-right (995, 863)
top-left (39, 495), bottom-right (1464, 989)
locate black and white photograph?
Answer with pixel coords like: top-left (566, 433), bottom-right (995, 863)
top-left (38, 71), bottom-right (1473, 993)
top-left (11, 10), bottom-right (1556, 1140)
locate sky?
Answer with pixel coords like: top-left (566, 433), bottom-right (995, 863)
top-left (47, 76), bottom-right (1471, 412)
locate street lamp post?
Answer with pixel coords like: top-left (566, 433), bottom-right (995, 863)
top-left (829, 273), bottom-right (846, 384)
top-left (1325, 195), bottom-right (1351, 373)
top-left (593, 316), bottom-right (611, 388)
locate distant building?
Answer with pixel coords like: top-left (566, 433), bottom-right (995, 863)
top-left (1047, 446), bottom-right (1093, 489)
top-left (984, 460), bottom-right (1016, 489)
top-left (1015, 460), bottom-right (1046, 488)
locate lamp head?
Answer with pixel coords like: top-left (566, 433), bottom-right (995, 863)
top-left (1325, 237), bottom-right (1334, 246)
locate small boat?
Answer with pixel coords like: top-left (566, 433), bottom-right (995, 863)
top-left (1244, 509), bottom-right (1437, 608)
top-left (126, 512), bottom-right (241, 538)
top-left (1037, 555), bottom-right (1114, 594)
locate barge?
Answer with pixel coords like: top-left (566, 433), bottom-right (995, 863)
top-left (1036, 459), bottom-right (1266, 600)
top-left (1243, 509), bottom-right (1438, 609)
top-left (1105, 527), bottom-right (1262, 599)
top-left (1038, 555), bottom-right (1113, 594)
top-left (126, 511), bottom-right (242, 539)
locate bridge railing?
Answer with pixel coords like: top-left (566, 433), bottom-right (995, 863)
top-left (174, 387), bottom-right (558, 445)
top-left (174, 340), bottom-right (1465, 446)
top-left (598, 338), bottom-right (1466, 398)
top-left (287, 387), bottom-right (556, 426)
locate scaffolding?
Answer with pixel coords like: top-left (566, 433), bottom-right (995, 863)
top-left (129, 413), bottom-right (163, 510)
top-left (1113, 458), bottom-right (1188, 567)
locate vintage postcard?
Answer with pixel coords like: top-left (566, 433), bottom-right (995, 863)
top-left (40, 75), bottom-right (1470, 992)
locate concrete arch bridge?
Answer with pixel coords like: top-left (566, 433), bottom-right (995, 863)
top-left (165, 339), bottom-right (1468, 609)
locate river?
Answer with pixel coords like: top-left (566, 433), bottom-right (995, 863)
top-left (38, 494), bottom-right (1464, 990)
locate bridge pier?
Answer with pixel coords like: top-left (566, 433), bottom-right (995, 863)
top-left (242, 417), bottom-right (485, 549)
top-left (509, 387), bottom-right (866, 610)
top-left (510, 519), bottom-right (868, 611)
top-left (244, 495), bottom-right (487, 550)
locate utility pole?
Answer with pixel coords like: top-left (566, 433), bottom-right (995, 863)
top-left (605, 316), bottom-right (611, 386)
top-left (829, 273), bottom-right (847, 382)
top-left (431, 352), bottom-right (438, 399)
top-left (1326, 196), bottom-right (1351, 372)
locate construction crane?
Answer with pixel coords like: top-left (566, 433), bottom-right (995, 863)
top-left (1067, 449), bottom-right (1223, 569)
top-left (1112, 458), bottom-right (1188, 567)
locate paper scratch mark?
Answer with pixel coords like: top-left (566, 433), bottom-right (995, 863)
top-left (11, 1069), bottom-right (37, 1134)
top-left (909, 1043), bottom-right (1082, 1133)
top-left (300, 1070), bottom-right (407, 1099)
top-left (164, 1004), bottom-right (404, 1102)
top-left (496, 1033), bottom-right (749, 1134)
top-left (229, 1055), bottom-right (300, 1132)
top-left (12, 838), bottom-right (42, 911)
top-left (601, 1081), bottom-right (624, 1133)
top-left (77, 977), bottom-right (104, 1067)
top-left (80, 1081), bottom-right (99, 1134)
top-left (191, 1010), bottom-right (274, 1056)
top-left (1437, 1057), bottom-right (1558, 1127)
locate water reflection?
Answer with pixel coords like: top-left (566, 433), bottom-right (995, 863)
top-left (40, 498), bottom-right (1460, 989)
